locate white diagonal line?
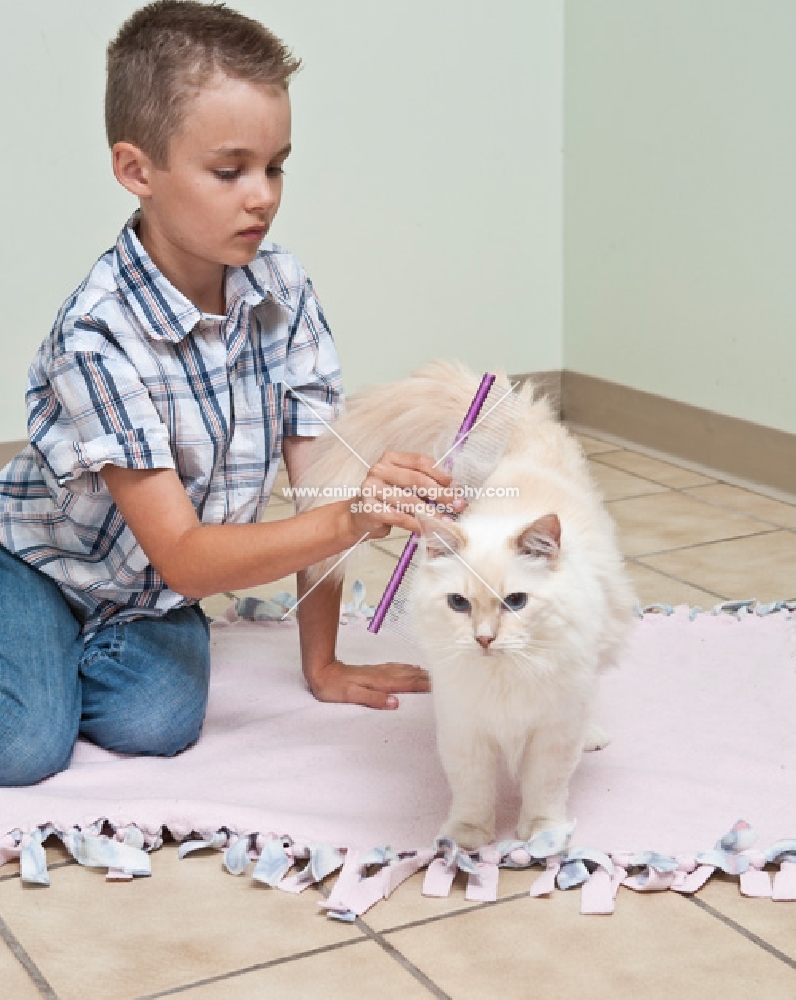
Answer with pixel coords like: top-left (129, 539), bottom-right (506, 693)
top-left (281, 532), bottom-right (371, 619)
top-left (432, 531), bottom-right (521, 618)
top-left (283, 380), bottom-right (370, 469)
top-left (432, 382), bottom-right (520, 470)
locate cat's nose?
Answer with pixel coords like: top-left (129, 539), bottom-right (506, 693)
top-left (476, 634), bottom-right (494, 649)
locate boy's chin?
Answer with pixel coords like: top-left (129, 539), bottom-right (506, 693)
top-left (223, 245), bottom-right (263, 267)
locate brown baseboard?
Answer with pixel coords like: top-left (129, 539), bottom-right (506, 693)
top-left (515, 370), bottom-right (796, 497)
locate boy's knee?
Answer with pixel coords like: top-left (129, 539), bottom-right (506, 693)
top-left (81, 684), bottom-right (207, 758)
top-left (0, 718), bottom-right (76, 787)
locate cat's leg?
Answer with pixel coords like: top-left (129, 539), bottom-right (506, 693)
top-left (516, 725), bottom-right (583, 841)
top-left (436, 729), bottom-right (498, 850)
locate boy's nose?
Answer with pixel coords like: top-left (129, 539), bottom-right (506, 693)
top-left (247, 175), bottom-right (278, 212)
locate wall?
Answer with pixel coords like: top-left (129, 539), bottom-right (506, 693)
top-left (565, 0), bottom-right (796, 435)
top-left (0, 0), bottom-right (564, 442)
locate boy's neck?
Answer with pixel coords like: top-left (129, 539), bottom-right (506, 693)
top-left (136, 214), bottom-right (227, 316)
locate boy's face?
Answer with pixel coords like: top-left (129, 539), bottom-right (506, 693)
top-left (132, 74), bottom-right (292, 297)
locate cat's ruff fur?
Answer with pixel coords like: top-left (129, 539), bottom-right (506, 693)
top-left (297, 361), bottom-right (636, 849)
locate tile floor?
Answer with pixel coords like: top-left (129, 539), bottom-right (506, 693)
top-left (1, 428), bottom-right (795, 999)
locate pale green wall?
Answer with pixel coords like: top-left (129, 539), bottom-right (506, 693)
top-left (565, 0), bottom-right (796, 434)
top-left (0, 0), bottom-right (563, 442)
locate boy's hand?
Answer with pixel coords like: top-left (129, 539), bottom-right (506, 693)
top-left (351, 450), bottom-right (461, 539)
top-left (305, 658), bottom-right (430, 709)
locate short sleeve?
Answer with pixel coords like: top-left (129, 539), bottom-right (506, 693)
top-left (30, 348), bottom-right (175, 492)
top-left (282, 276), bottom-right (344, 437)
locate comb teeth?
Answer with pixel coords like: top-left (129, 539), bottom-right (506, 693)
top-left (368, 375), bottom-right (520, 637)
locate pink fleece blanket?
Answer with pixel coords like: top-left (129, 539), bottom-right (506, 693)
top-left (2, 606), bottom-right (795, 915)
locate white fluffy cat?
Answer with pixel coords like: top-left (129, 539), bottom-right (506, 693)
top-left (297, 361), bottom-right (635, 850)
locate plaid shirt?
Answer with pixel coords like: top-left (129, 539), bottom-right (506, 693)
top-left (0, 215), bottom-right (343, 637)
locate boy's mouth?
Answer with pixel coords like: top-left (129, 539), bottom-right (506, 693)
top-left (237, 225), bottom-right (268, 241)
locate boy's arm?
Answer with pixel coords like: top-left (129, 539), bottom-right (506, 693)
top-left (99, 450), bottom-right (451, 598)
top-left (283, 436), bottom-right (429, 709)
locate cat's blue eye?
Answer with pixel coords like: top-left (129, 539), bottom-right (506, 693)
top-left (503, 592), bottom-right (528, 611)
top-left (447, 593), bottom-right (471, 613)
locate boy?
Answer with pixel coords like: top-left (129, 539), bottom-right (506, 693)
top-left (0, 0), bottom-right (450, 787)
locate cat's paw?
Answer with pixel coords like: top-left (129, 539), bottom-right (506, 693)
top-left (516, 815), bottom-right (567, 843)
top-left (582, 724), bottom-right (610, 752)
top-left (438, 820), bottom-right (495, 851)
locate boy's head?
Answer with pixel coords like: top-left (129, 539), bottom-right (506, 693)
top-left (106, 0), bottom-right (300, 168)
top-left (106, 1), bottom-right (299, 310)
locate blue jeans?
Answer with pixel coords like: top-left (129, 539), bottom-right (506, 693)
top-left (0, 545), bottom-right (211, 786)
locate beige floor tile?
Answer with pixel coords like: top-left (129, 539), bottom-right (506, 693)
top-left (272, 461), bottom-right (290, 499)
top-left (593, 450), bottom-right (715, 489)
top-left (573, 432), bottom-right (622, 456)
top-left (261, 498), bottom-right (295, 522)
top-left (685, 483), bottom-right (796, 530)
top-left (0, 859), bottom-right (20, 882)
top-left (178, 939), bottom-right (434, 999)
top-left (697, 875), bottom-right (796, 963)
top-left (0, 837), bottom-right (75, 885)
top-left (341, 545), bottom-right (400, 599)
top-left (640, 531), bottom-right (796, 603)
top-left (387, 890), bottom-right (796, 1000)
top-left (0, 844), bottom-right (362, 1000)
top-left (606, 491), bottom-right (775, 557)
top-left (361, 866), bottom-right (533, 934)
top-left (0, 939), bottom-right (44, 1000)
top-left (625, 561), bottom-right (726, 607)
top-left (588, 460), bottom-right (670, 502)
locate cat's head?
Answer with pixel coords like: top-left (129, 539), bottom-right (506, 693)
top-left (410, 512), bottom-right (562, 658)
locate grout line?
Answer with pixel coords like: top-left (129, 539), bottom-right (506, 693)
top-left (0, 859), bottom-right (77, 883)
top-left (370, 890), bottom-right (530, 937)
top-left (680, 491), bottom-right (796, 535)
top-left (625, 557), bottom-right (728, 602)
top-left (591, 454), bottom-right (796, 535)
top-left (353, 921), bottom-right (452, 1000)
top-left (134, 936), bottom-right (368, 998)
top-left (616, 527), bottom-right (781, 561)
top-left (0, 913), bottom-right (60, 999)
top-left (575, 425), bottom-right (796, 506)
top-left (370, 541), bottom-right (403, 562)
top-left (314, 880), bottom-right (451, 999)
top-left (687, 896), bottom-right (796, 971)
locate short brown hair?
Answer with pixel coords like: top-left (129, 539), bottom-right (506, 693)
top-left (106, 0), bottom-right (300, 166)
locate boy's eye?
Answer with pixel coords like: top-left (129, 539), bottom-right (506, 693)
top-left (214, 169), bottom-right (241, 181)
top-left (503, 592), bottom-right (528, 611)
top-left (447, 593), bottom-right (471, 613)
top-left (267, 166), bottom-right (286, 177)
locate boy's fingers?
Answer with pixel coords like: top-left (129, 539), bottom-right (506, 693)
top-left (366, 467), bottom-right (453, 503)
top-left (355, 663), bottom-right (430, 693)
top-left (347, 684), bottom-right (399, 710)
top-left (377, 451), bottom-right (452, 484)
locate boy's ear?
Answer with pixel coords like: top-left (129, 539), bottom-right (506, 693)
top-left (417, 514), bottom-right (465, 559)
top-left (112, 142), bottom-right (155, 198)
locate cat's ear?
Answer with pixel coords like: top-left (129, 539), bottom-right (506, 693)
top-left (417, 514), bottom-right (466, 559)
top-left (514, 513), bottom-right (561, 562)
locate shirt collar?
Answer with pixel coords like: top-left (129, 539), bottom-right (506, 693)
top-left (113, 213), bottom-right (291, 342)
top-left (226, 251), bottom-right (292, 313)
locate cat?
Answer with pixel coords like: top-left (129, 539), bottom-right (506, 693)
top-left (296, 361), bottom-right (636, 850)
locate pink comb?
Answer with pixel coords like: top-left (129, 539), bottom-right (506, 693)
top-left (367, 373), bottom-right (497, 634)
